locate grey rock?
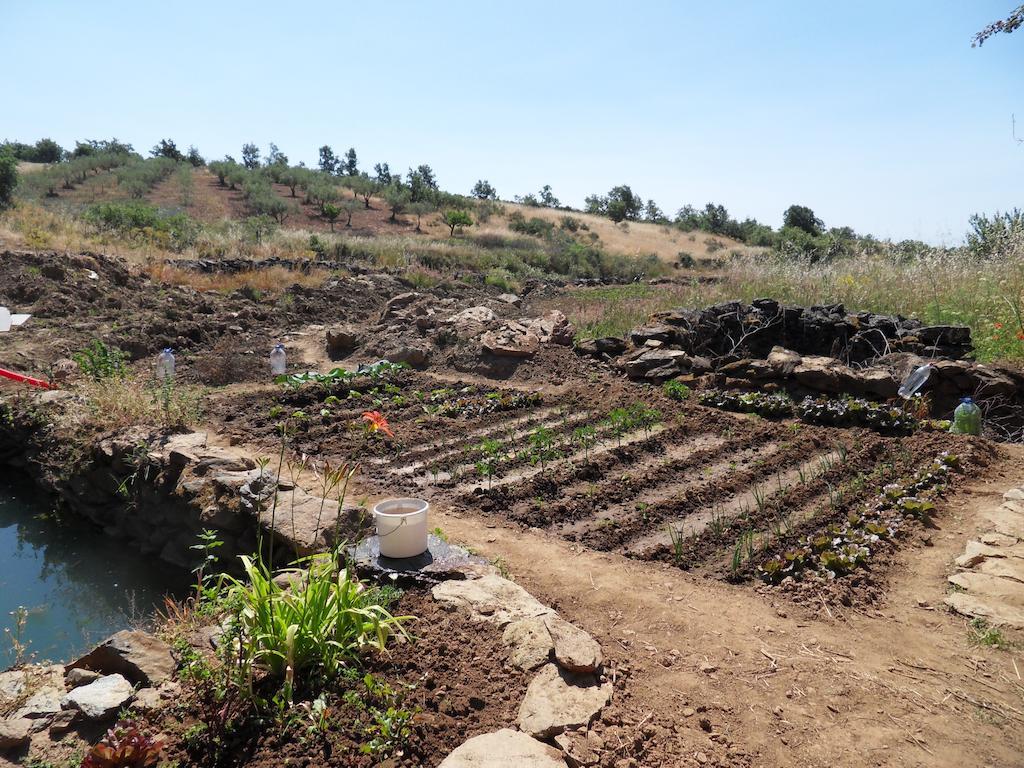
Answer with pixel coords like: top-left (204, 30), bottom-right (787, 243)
top-left (481, 324), bottom-right (540, 358)
top-left (546, 615), bottom-right (602, 674)
top-left (438, 728), bottom-right (565, 767)
top-left (432, 574), bottom-right (553, 627)
top-left (502, 616), bottom-right (554, 671)
top-left (15, 686), bottom-right (63, 719)
top-left (60, 674), bottom-right (134, 721)
top-left (65, 668), bottom-right (100, 688)
top-left (517, 664), bottom-right (612, 738)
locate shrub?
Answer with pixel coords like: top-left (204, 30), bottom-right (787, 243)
top-left (508, 212), bottom-right (554, 238)
top-left (676, 251), bottom-right (695, 268)
top-left (74, 340), bottom-right (128, 380)
top-left (485, 267), bottom-right (521, 294)
top-left (0, 153), bottom-right (16, 210)
top-left (663, 380), bottom-right (691, 401)
top-left (85, 201), bottom-right (200, 252)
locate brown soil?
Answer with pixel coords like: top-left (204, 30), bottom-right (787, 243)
top-left (135, 591), bottom-right (528, 768)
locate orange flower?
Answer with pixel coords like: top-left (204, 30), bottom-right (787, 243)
top-left (361, 411), bottom-right (394, 438)
top-left (994, 322), bottom-right (1004, 329)
top-left (1018, 331), bottom-right (1024, 341)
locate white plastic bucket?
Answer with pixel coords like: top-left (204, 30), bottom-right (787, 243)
top-left (373, 498), bottom-right (429, 558)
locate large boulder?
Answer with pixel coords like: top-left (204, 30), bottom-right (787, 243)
top-left (67, 630), bottom-right (175, 687)
top-left (438, 729), bottom-right (565, 767)
top-left (628, 324), bottom-right (676, 347)
top-left (60, 674), bottom-right (134, 721)
top-left (793, 356), bottom-right (859, 394)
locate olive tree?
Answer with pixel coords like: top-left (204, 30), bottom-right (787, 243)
top-left (471, 179), bottom-right (497, 199)
top-left (385, 183), bottom-right (410, 221)
top-left (241, 142), bottom-right (260, 169)
top-left (443, 209), bottom-right (473, 236)
top-left (408, 201), bottom-right (434, 232)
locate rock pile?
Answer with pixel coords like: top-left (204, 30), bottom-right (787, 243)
top-left (578, 301), bottom-right (974, 380)
top-left (433, 572), bottom-right (613, 764)
top-left (326, 291), bottom-right (575, 367)
top-left (0, 630), bottom-right (177, 756)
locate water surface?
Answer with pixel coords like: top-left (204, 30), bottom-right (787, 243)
top-left (0, 477), bottom-right (189, 666)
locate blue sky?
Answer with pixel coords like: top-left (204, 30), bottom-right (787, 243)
top-left (4, 1), bottom-right (1021, 243)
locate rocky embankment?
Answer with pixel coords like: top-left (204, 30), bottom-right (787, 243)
top-left (577, 300), bottom-right (1024, 432)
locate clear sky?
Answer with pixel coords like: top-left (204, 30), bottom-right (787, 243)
top-left (3, 1), bottom-right (1021, 243)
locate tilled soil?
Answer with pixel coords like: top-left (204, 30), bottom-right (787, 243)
top-left (149, 592), bottom-right (528, 768)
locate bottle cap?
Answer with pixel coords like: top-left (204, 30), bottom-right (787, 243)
top-left (960, 396), bottom-right (973, 404)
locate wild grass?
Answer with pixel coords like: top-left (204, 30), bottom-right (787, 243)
top-left (74, 375), bottom-right (206, 429)
top-left (146, 263), bottom-right (334, 294)
top-left (545, 240), bottom-right (1024, 362)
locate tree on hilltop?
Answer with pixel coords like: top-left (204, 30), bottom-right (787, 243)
top-left (241, 142), bottom-right (260, 169)
top-left (319, 145), bottom-right (339, 175)
top-left (343, 147), bottom-right (358, 176)
top-left (151, 138), bottom-right (184, 161)
top-left (471, 179), bottom-right (497, 200)
top-left (783, 204), bottom-right (824, 236)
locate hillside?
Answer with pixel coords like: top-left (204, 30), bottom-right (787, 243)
top-left (18, 164), bottom-right (752, 267)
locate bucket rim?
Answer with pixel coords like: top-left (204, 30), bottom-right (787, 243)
top-left (372, 498), bottom-right (430, 517)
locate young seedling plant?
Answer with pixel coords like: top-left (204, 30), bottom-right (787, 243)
top-left (475, 438), bottom-right (503, 490)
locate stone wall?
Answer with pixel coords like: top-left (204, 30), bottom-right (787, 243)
top-left (0, 402), bottom-right (363, 571)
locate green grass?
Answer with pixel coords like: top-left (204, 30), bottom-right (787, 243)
top-left (968, 618), bottom-right (1015, 650)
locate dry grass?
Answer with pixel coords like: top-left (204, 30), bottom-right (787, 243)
top-left (146, 262), bottom-right (335, 294)
top-left (479, 202), bottom-right (761, 264)
top-left (73, 375), bottom-right (206, 430)
top-left (15, 161), bottom-right (47, 175)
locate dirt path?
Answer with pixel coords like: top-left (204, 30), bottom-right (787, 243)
top-left (417, 447), bottom-right (1024, 767)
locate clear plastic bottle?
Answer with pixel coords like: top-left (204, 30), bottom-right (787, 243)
top-left (270, 343), bottom-right (287, 376)
top-left (897, 363), bottom-right (932, 399)
top-left (950, 397), bottom-right (982, 436)
top-left (0, 307), bottom-right (10, 333)
top-left (156, 348), bottom-right (175, 380)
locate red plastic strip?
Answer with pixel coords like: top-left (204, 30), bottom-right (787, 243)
top-left (0, 367), bottom-right (52, 389)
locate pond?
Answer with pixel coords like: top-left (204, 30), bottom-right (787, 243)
top-left (0, 476), bottom-right (190, 667)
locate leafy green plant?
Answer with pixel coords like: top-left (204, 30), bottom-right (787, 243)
top-left (224, 553), bottom-right (410, 701)
top-left (528, 426), bottom-right (559, 472)
top-left (475, 438), bottom-right (503, 489)
top-left (663, 380), bottom-right (691, 401)
top-left (75, 340), bottom-right (127, 380)
top-left (572, 424), bottom-right (598, 463)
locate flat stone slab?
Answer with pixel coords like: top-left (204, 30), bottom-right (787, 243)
top-left (949, 571), bottom-right (1024, 607)
top-left (503, 616), bottom-right (554, 671)
top-left (982, 508), bottom-right (1024, 539)
top-left (517, 664), bottom-right (612, 738)
top-left (61, 674), bottom-right (133, 721)
top-left (352, 534), bottom-right (492, 585)
top-left (438, 728), bottom-right (565, 767)
top-left (945, 592), bottom-right (1024, 629)
top-left (433, 574), bottom-right (554, 627)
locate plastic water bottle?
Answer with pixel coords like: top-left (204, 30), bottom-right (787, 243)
top-left (0, 307), bottom-right (10, 333)
top-left (897, 364), bottom-right (932, 399)
top-left (156, 348), bottom-right (175, 380)
top-left (950, 397), bottom-right (982, 436)
top-left (270, 344), bottom-right (287, 376)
